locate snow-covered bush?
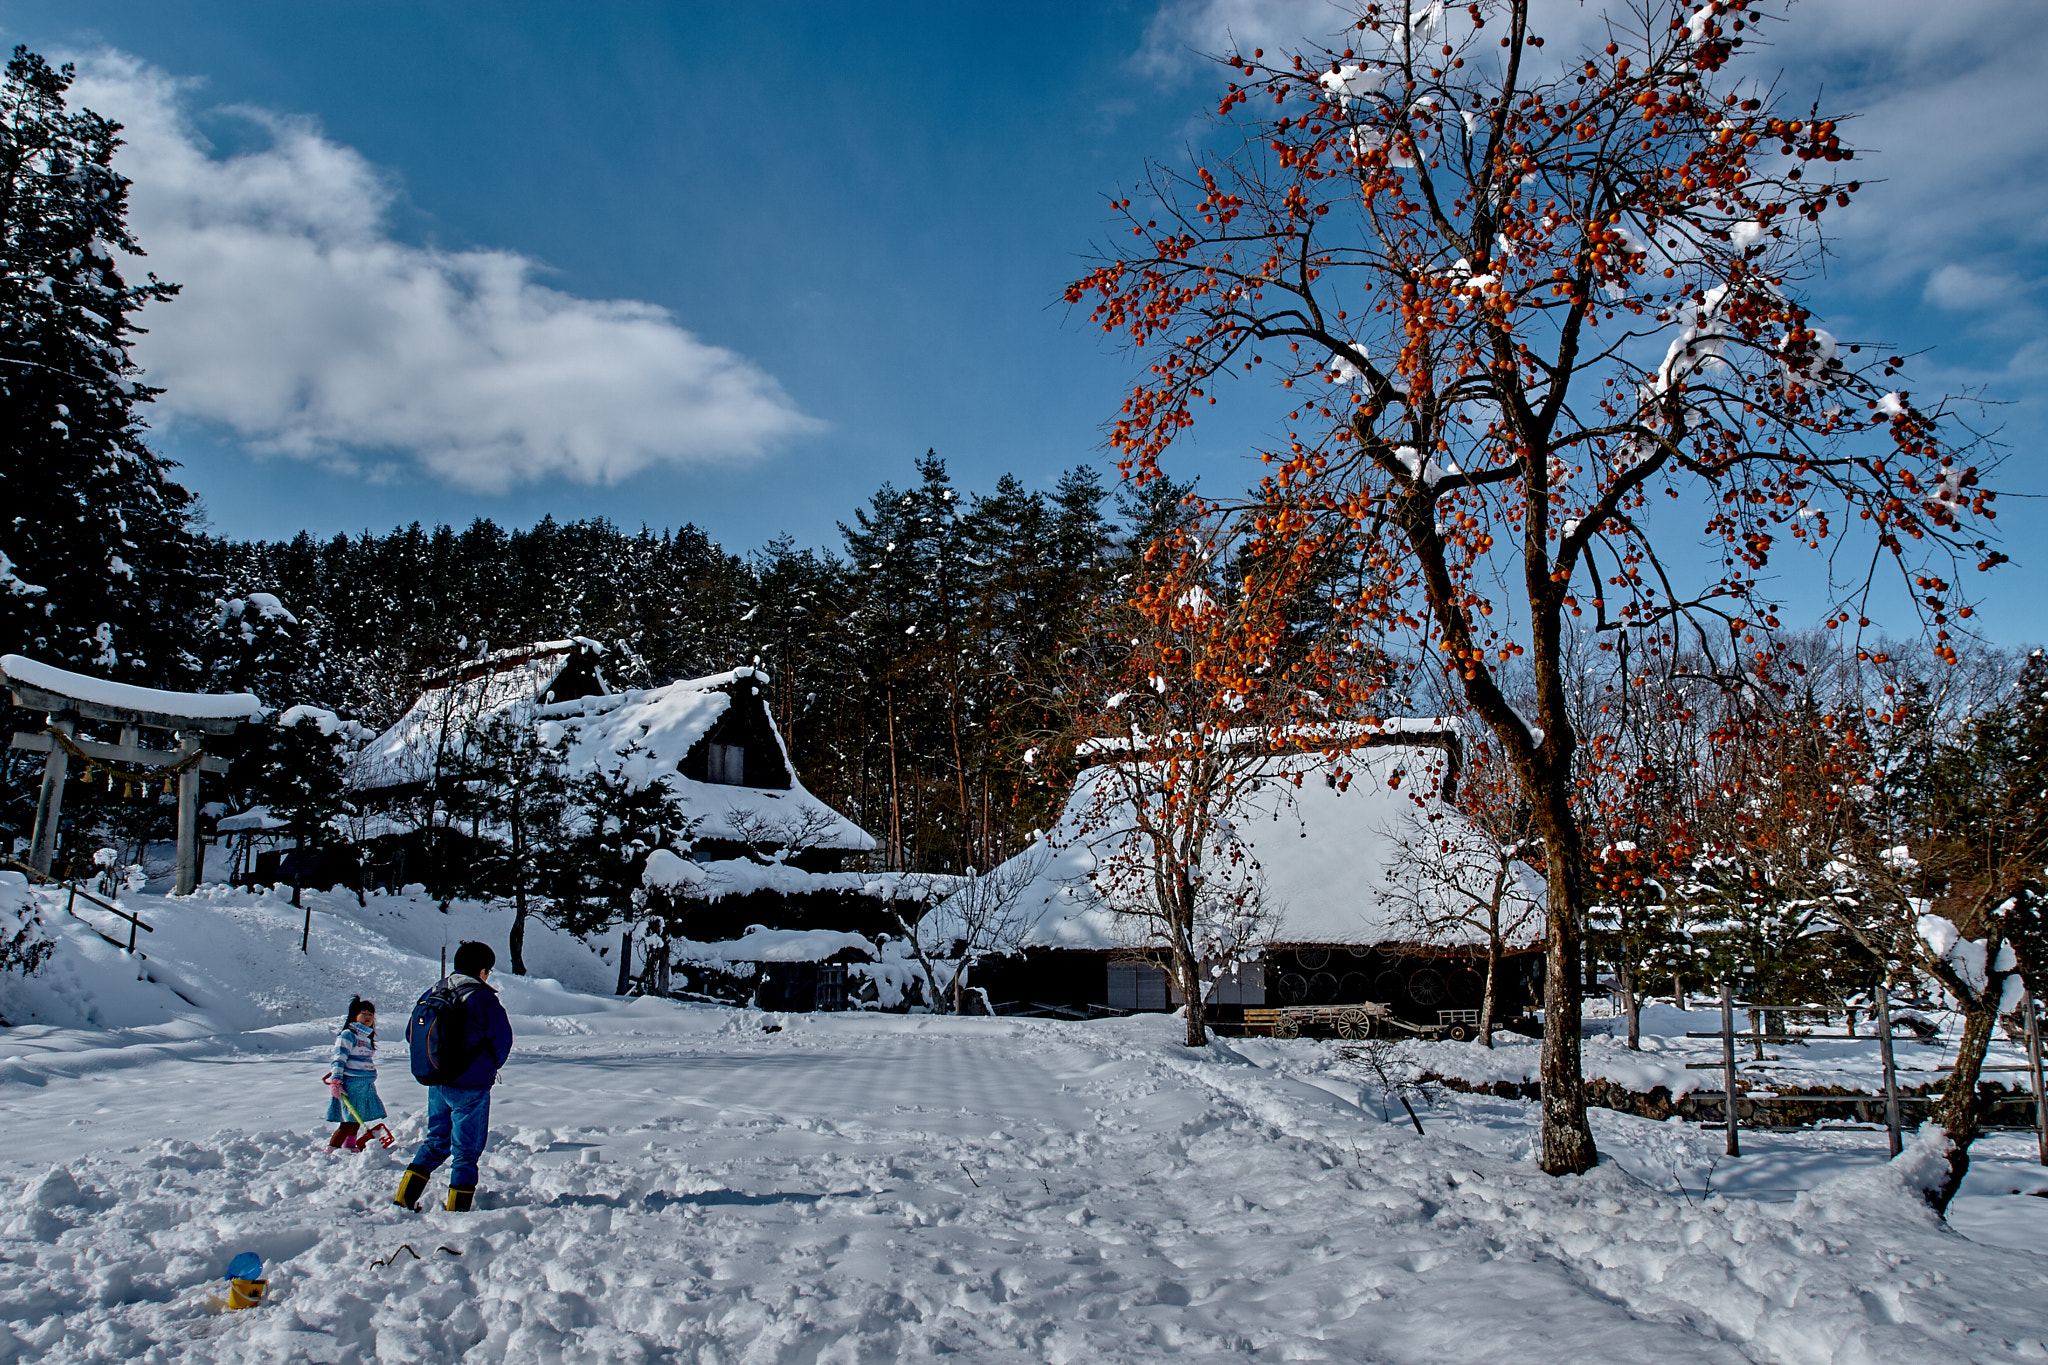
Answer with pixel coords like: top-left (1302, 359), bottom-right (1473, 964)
top-left (0, 873), bottom-right (57, 1011)
top-left (91, 847), bottom-right (145, 899)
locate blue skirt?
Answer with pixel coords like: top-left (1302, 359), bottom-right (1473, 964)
top-left (325, 1074), bottom-right (387, 1124)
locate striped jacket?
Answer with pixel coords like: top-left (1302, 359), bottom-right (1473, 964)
top-left (329, 1021), bottom-right (376, 1078)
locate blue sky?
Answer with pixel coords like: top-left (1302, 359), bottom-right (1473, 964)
top-left (5, 1), bottom-right (2044, 641)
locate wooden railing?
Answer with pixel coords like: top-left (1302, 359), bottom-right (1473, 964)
top-left (4, 854), bottom-right (155, 953)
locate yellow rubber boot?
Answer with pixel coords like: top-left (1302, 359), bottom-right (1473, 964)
top-left (446, 1185), bottom-right (475, 1212)
top-left (394, 1166), bottom-right (430, 1211)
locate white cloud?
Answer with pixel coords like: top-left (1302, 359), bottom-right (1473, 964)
top-left (68, 52), bottom-right (822, 493)
top-left (1924, 263), bottom-right (2034, 314)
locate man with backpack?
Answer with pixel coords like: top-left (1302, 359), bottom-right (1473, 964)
top-left (394, 940), bottom-right (514, 1212)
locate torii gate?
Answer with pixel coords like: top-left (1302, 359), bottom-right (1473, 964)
top-left (2, 654), bottom-right (259, 895)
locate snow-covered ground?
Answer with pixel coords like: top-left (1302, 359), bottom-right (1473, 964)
top-left (4, 884), bottom-right (2048, 1362)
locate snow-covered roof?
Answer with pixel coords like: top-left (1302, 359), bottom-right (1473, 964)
top-left (671, 927), bottom-right (880, 965)
top-left (924, 742), bottom-right (1542, 954)
top-left (353, 641), bottom-right (604, 791)
top-left (645, 849), bottom-right (949, 903)
top-left (216, 805), bottom-right (285, 833)
top-left (0, 654), bottom-right (263, 725)
top-left (420, 637), bottom-right (605, 687)
top-left (538, 671), bottom-right (876, 852)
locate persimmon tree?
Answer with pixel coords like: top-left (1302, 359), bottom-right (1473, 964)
top-left (1032, 513), bottom-right (1376, 1046)
top-left (1066, 0), bottom-right (2001, 1172)
top-left (1377, 747), bottom-right (1543, 1047)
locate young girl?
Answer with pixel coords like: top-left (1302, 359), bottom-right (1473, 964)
top-left (324, 997), bottom-right (387, 1149)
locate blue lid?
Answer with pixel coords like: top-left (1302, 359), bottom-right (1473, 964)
top-left (225, 1252), bottom-right (262, 1281)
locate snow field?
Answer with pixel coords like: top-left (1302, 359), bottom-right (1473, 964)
top-left (5, 1006), bottom-right (2048, 1363)
top-left (5, 884), bottom-right (2048, 1362)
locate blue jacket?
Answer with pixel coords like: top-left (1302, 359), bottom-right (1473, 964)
top-left (329, 1020), bottom-right (376, 1078)
top-left (425, 974), bottom-right (513, 1090)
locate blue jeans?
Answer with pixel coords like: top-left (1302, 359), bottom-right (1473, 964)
top-left (410, 1085), bottom-right (492, 1188)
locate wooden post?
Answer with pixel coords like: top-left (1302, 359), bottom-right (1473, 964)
top-left (1876, 980), bottom-right (1903, 1160)
top-left (174, 732), bottom-right (203, 895)
top-left (28, 718), bottom-right (73, 875)
top-left (2027, 993), bottom-right (2046, 1168)
top-left (1720, 980), bottom-right (1740, 1158)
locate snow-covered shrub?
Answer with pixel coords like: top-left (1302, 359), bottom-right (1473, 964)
top-left (91, 847), bottom-right (145, 899)
top-left (0, 872), bottom-right (56, 1001)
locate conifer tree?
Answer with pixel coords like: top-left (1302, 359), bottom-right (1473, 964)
top-left (245, 708), bottom-right (355, 918)
top-left (442, 710), bottom-right (570, 975)
top-left (0, 48), bottom-right (191, 678)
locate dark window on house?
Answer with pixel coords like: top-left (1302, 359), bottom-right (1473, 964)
top-left (815, 963), bottom-right (848, 1012)
top-left (706, 742), bottom-right (745, 785)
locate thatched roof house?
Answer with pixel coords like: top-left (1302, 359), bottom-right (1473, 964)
top-left (921, 730), bottom-right (1545, 1029)
top-left (353, 638), bottom-right (611, 796)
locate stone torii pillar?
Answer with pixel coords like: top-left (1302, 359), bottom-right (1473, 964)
top-left (2, 655), bottom-right (257, 894)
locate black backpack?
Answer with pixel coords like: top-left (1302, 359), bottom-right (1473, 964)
top-left (406, 979), bottom-right (480, 1086)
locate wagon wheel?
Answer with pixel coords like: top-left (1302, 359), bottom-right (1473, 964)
top-left (1408, 969), bottom-right (1447, 1006)
top-left (1273, 1013), bottom-right (1301, 1040)
top-left (1335, 1007), bottom-right (1372, 1040)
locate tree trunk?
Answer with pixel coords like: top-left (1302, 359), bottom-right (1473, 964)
top-left (509, 812), bottom-right (529, 975)
top-left (1537, 823), bottom-right (1597, 1175)
top-left (1929, 993), bottom-right (2002, 1214)
top-left (1479, 940), bottom-right (1498, 1048)
top-left (886, 690), bottom-right (902, 871)
top-left (946, 677), bottom-right (971, 869)
top-left (616, 925), bottom-right (633, 996)
top-left (510, 889), bottom-right (529, 977)
top-left (1618, 952), bottom-right (1640, 1051)
top-left (1178, 950), bottom-right (1208, 1047)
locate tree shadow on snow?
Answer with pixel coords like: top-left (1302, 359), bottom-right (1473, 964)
top-left (531, 1188), bottom-right (864, 1210)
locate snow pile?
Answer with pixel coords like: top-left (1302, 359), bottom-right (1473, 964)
top-left (1, 1008), bottom-right (2043, 1362)
top-left (671, 858), bottom-right (916, 903)
top-left (670, 926), bottom-right (876, 965)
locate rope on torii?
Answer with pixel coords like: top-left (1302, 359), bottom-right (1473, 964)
top-left (2, 655), bottom-right (261, 895)
top-left (45, 726), bottom-right (209, 797)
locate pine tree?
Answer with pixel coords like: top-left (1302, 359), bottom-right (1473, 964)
top-left (0, 48), bottom-right (191, 678)
top-left (442, 710), bottom-right (570, 975)
top-left (196, 591), bottom-right (313, 704)
top-left (547, 747), bottom-right (676, 992)
top-left (245, 708), bottom-right (354, 918)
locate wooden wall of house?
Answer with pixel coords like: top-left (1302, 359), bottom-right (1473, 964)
top-left (679, 684), bottom-right (792, 790)
top-left (964, 944), bottom-right (1541, 1025)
